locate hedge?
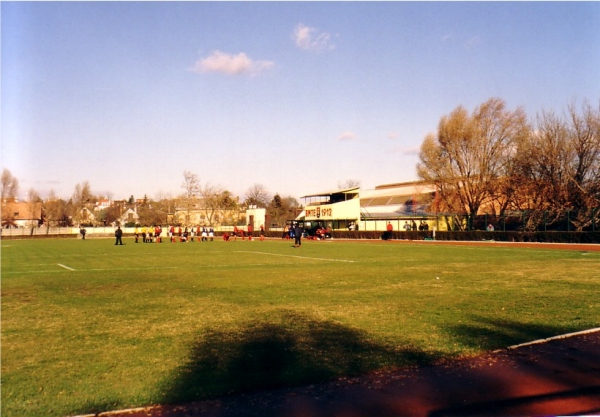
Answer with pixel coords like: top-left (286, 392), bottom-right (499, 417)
top-left (267, 230), bottom-right (600, 244)
top-left (5, 230), bottom-right (599, 244)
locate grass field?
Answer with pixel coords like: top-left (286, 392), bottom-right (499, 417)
top-left (2, 237), bottom-right (599, 416)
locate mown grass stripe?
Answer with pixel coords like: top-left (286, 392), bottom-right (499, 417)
top-left (3, 266), bottom-right (179, 275)
top-left (234, 250), bottom-right (356, 263)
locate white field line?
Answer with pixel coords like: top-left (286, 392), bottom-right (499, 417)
top-left (86, 267), bottom-right (178, 272)
top-left (3, 270), bottom-right (68, 275)
top-left (234, 250), bottom-right (356, 263)
top-left (57, 263), bottom-right (76, 271)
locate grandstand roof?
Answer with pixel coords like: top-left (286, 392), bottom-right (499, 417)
top-left (300, 187), bottom-right (359, 199)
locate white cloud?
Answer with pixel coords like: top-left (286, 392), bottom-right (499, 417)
top-left (337, 131), bottom-right (357, 141)
top-left (190, 50), bottom-right (274, 76)
top-left (464, 36), bottom-right (482, 51)
top-left (442, 34), bottom-right (453, 42)
top-left (293, 23), bottom-right (335, 52)
top-left (387, 132), bottom-right (399, 140)
top-left (388, 145), bottom-right (420, 155)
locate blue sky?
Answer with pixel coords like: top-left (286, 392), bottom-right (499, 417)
top-left (2, 2), bottom-right (599, 202)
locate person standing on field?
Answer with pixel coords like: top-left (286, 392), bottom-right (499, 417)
top-left (115, 226), bottom-right (124, 245)
top-left (293, 223), bottom-right (302, 248)
top-left (383, 221), bottom-right (393, 240)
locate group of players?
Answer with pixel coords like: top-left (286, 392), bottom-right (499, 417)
top-left (222, 225), bottom-right (266, 241)
top-left (134, 225), bottom-right (215, 243)
top-left (133, 224), bottom-right (266, 243)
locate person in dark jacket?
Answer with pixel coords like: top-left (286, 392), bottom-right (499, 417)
top-left (115, 226), bottom-right (124, 245)
top-left (293, 223), bottom-right (302, 248)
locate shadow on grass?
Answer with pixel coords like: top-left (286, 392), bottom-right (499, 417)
top-left (151, 315), bottom-right (600, 416)
top-left (443, 316), bottom-right (587, 351)
top-left (158, 311), bottom-right (439, 405)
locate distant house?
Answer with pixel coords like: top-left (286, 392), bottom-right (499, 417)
top-left (1, 200), bottom-right (43, 228)
top-left (94, 198), bottom-right (112, 211)
top-left (120, 207), bottom-right (139, 225)
top-left (77, 207), bottom-right (96, 226)
top-left (172, 207), bottom-right (244, 227)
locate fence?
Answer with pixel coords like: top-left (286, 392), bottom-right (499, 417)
top-left (0, 225), bottom-right (259, 238)
top-left (459, 208), bottom-right (598, 232)
top-left (1, 226), bottom-right (119, 238)
top-left (356, 207), bottom-right (599, 232)
top-left (2, 208), bottom-right (598, 238)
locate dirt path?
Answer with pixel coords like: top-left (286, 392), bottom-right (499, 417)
top-left (91, 329), bottom-right (600, 417)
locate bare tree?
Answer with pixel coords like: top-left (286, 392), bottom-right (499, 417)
top-left (44, 190), bottom-right (71, 228)
top-left (27, 188), bottom-right (41, 232)
top-left (1, 169), bottom-right (19, 201)
top-left (44, 190), bottom-right (58, 228)
top-left (180, 171), bottom-right (200, 225)
top-left (567, 101), bottom-right (600, 210)
top-left (154, 191), bottom-right (175, 225)
top-left (199, 183), bottom-right (223, 226)
top-left (513, 101), bottom-right (600, 230)
top-left (337, 179), bottom-right (360, 189)
top-left (72, 181), bottom-right (93, 205)
top-left (72, 181), bottom-right (94, 225)
top-left (244, 183), bottom-right (270, 208)
top-left (417, 98), bottom-right (529, 229)
top-left (181, 171), bottom-right (200, 199)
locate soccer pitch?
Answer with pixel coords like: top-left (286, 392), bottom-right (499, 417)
top-left (2, 238), bottom-right (599, 416)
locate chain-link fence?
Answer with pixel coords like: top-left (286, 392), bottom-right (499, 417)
top-left (456, 207), bottom-right (598, 232)
top-left (356, 207), bottom-right (599, 232)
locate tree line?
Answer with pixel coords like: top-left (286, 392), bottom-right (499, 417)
top-left (3, 97), bottom-right (598, 231)
top-left (1, 169), bottom-right (301, 228)
top-left (418, 98), bottom-right (599, 231)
